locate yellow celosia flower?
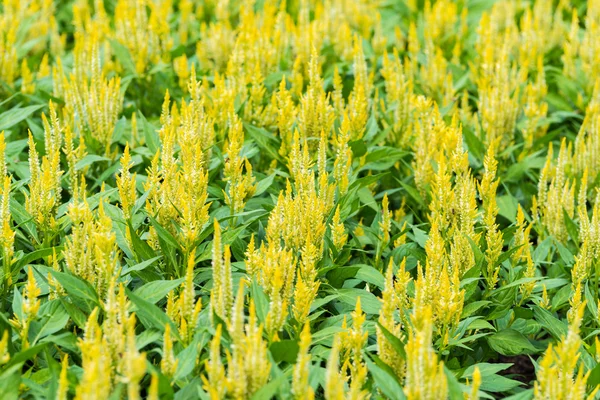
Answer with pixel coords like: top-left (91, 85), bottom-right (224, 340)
top-left (160, 323), bottom-right (178, 379)
top-left (102, 280), bottom-right (128, 372)
top-left (540, 284), bottom-right (550, 309)
top-left (9, 267), bottom-right (41, 349)
top-left (534, 303), bottom-right (598, 400)
top-left (225, 289), bottom-right (271, 399)
top-left (63, 123), bottom-right (87, 196)
top-left (292, 324), bottom-right (314, 400)
top-left (26, 102), bottom-right (64, 238)
top-left (412, 97), bottom-right (461, 192)
top-left (298, 48), bottom-right (335, 142)
top-left (381, 49), bottom-right (413, 146)
top-left (145, 87), bottom-right (212, 251)
top-left (63, 200), bottom-right (120, 297)
top-left (325, 336), bottom-right (345, 400)
top-left (202, 324), bottom-right (227, 399)
top-left (210, 221), bottom-right (233, 325)
top-left (330, 206), bottom-right (347, 252)
top-left (378, 259), bottom-right (410, 379)
top-left (473, 6), bottom-right (520, 151)
top-left (116, 143), bottom-right (137, 219)
top-left (333, 117), bottom-right (353, 196)
top-left (405, 306), bottom-right (448, 400)
top-left (346, 37), bottom-right (370, 140)
top-left (339, 298), bottom-right (369, 400)
top-left (0, 329), bottom-right (9, 365)
top-left (20, 60), bottom-right (35, 94)
top-left (223, 114), bottom-right (256, 215)
top-left (0, 21), bottom-right (17, 86)
top-left (0, 139), bottom-right (15, 287)
top-left (479, 143), bottom-right (502, 289)
top-left (148, 373), bottom-right (159, 400)
top-left (379, 193), bottom-right (392, 246)
top-left (166, 249), bottom-right (202, 343)
top-left (75, 309), bottom-right (112, 400)
top-left (114, 0), bottom-right (173, 74)
top-left (465, 366), bottom-right (481, 400)
top-left (56, 354), bottom-right (69, 400)
top-left (63, 32), bottom-right (123, 154)
top-left (122, 314), bottom-right (146, 400)
top-left (537, 140), bottom-right (576, 242)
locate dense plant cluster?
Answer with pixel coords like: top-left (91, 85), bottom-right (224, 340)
top-left (1, 0), bottom-right (600, 399)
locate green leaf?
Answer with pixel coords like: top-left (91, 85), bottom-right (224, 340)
top-left (148, 216), bottom-right (181, 252)
top-left (244, 123), bottom-right (284, 164)
top-left (444, 366), bottom-right (464, 400)
top-left (249, 372), bottom-right (290, 400)
top-left (461, 301), bottom-right (491, 318)
top-left (399, 179), bottom-right (424, 204)
top-left (133, 278), bottom-right (184, 304)
top-left (355, 264), bottom-right (385, 289)
top-left (255, 173), bottom-right (276, 196)
top-left (0, 365), bottom-right (20, 400)
top-left (587, 363), bottom-right (600, 389)
top-left (74, 154), bottom-right (110, 170)
top-left (250, 280), bottom-right (269, 323)
top-left (486, 329), bottom-right (538, 356)
top-left (10, 198), bottom-right (38, 243)
top-left (31, 302), bottom-right (69, 344)
top-left (462, 126), bottom-right (485, 160)
top-left (48, 269), bottom-right (100, 306)
top-left (497, 195), bottom-right (518, 222)
top-left (585, 283), bottom-right (599, 319)
top-left (0, 104), bottom-right (44, 131)
top-left (335, 288), bottom-right (381, 314)
top-left (60, 299), bottom-right (87, 329)
top-left (127, 220), bottom-right (156, 261)
top-left (563, 208), bottom-right (579, 244)
top-left (533, 306), bottom-right (568, 341)
top-left (126, 289), bottom-right (180, 340)
top-left (376, 322), bottom-right (406, 359)
top-left (3, 342), bottom-right (48, 369)
top-left (14, 246), bottom-right (62, 273)
top-left (121, 256), bottom-right (162, 276)
top-left (109, 39), bottom-right (137, 76)
top-left (361, 147), bottom-right (407, 171)
top-left (269, 340), bottom-right (299, 363)
top-left (174, 340), bottom-right (199, 380)
top-left (138, 112), bottom-right (160, 154)
top-left (349, 139), bottom-right (368, 158)
top-left (365, 355), bottom-right (405, 400)
top-left (462, 363), bottom-right (513, 378)
top-left (478, 374), bottom-right (522, 393)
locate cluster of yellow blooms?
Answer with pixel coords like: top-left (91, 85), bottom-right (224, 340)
top-left (2, 0), bottom-right (600, 399)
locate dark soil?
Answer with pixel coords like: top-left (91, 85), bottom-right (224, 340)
top-left (497, 354), bottom-right (536, 385)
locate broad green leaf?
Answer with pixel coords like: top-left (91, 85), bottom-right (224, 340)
top-left (335, 288), bottom-right (381, 314)
top-left (0, 104), bottom-right (44, 131)
top-left (270, 340), bottom-right (299, 363)
top-left (121, 256), bottom-right (162, 276)
top-left (250, 372), bottom-right (290, 400)
top-left (532, 306), bottom-right (568, 341)
top-left (365, 356), bottom-right (405, 400)
top-left (127, 220), bottom-right (156, 261)
top-left (48, 269), bottom-right (100, 306)
top-left (126, 289), bottom-right (180, 340)
top-left (133, 278), bottom-right (184, 304)
top-left (74, 154), bottom-right (110, 170)
top-left (376, 322), bottom-right (406, 359)
top-left (486, 329), bottom-right (538, 356)
top-left (109, 39), bottom-right (136, 76)
top-left (31, 302), bottom-right (69, 344)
